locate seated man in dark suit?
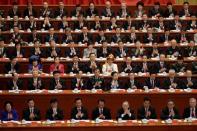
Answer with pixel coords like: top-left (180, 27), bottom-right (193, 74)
top-left (181, 70), bottom-right (197, 89)
top-left (41, 16), bottom-right (52, 30)
top-left (12, 43), bottom-right (25, 58)
top-left (85, 2), bottom-right (98, 17)
top-left (143, 28), bottom-right (157, 43)
top-left (30, 40), bottom-right (45, 58)
top-left (106, 72), bottom-right (122, 90)
top-left (137, 14), bottom-right (152, 30)
top-left (184, 41), bottom-right (197, 57)
top-left (0, 38), bottom-right (8, 58)
top-left (91, 16), bottom-right (103, 30)
top-left (163, 2), bottom-right (177, 18)
top-left (101, 1), bottom-right (115, 17)
top-left (160, 100), bottom-right (180, 120)
top-left (25, 15), bottom-right (37, 31)
top-left (54, 2), bottom-right (67, 18)
top-left (65, 41), bottom-right (78, 58)
top-left (49, 71), bottom-right (66, 90)
top-left (4, 57), bottom-right (20, 74)
top-left (137, 97), bottom-right (157, 119)
top-left (97, 40), bottom-right (112, 58)
top-left (144, 73), bottom-right (160, 89)
top-left (87, 68), bottom-right (104, 90)
top-left (179, 2), bottom-right (193, 17)
top-left (126, 28), bottom-right (139, 43)
top-left (39, 1), bottom-right (52, 18)
top-left (125, 72), bottom-right (141, 89)
top-left (121, 57), bottom-right (137, 73)
top-left (117, 101), bottom-right (135, 120)
top-left (71, 71), bottom-right (86, 90)
top-left (166, 39), bottom-right (181, 58)
top-left (163, 69), bottom-right (180, 89)
top-left (70, 98), bottom-right (88, 120)
top-left (92, 99), bottom-right (111, 120)
top-left (23, 2), bottom-right (37, 17)
top-left (138, 56), bottom-right (151, 73)
top-left (10, 26), bottom-right (22, 44)
top-left (59, 16), bottom-right (69, 31)
top-left (7, 73), bottom-right (23, 90)
top-left (117, 2), bottom-right (130, 18)
top-left (62, 28), bottom-right (74, 44)
top-left (78, 27), bottom-right (93, 43)
top-left (148, 2), bottom-right (163, 17)
top-left (22, 99), bottom-right (41, 121)
top-left (111, 28), bottom-right (124, 43)
top-left (154, 16), bottom-right (167, 31)
top-left (186, 16), bottom-right (197, 30)
top-left (71, 4), bottom-right (84, 17)
top-left (74, 15), bottom-right (87, 30)
top-left (8, 2), bottom-right (21, 17)
top-left (159, 30), bottom-right (172, 43)
top-left (67, 55), bottom-right (83, 73)
top-left (46, 98), bottom-right (64, 120)
top-left (45, 28), bottom-right (58, 43)
top-left (169, 15), bottom-right (182, 31)
top-left (96, 30), bottom-right (107, 43)
top-left (28, 70), bottom-right (44, 90)
top-left (172, 59), bottom-right (186, 73)
top-left (28, 29), bottom-right (42, 44)
top-left (114, 41), bottom-right (128, 58)
top-left (46, 40), bottom-right (61, 58)
top-left (183, 98), bottom-right (197, 118)
top-left (192, 62), bottom-right (197, 74)
top-left (85, 53), bottom-right (100, 73)
top-left (155, 54), bottom-right (169, 73)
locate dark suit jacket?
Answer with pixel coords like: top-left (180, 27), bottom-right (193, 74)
top-left (95, 35), bottom-right (107, 43)
top-left (106, 80), bottom-right (123, 90)
top-left (154, 61), bottom-right (168, 73)
top-left (46, 48), bottom-right (61, 58)
top-left (28, 33), bottom-right (42, 43)
top-left (114, 48), bottom-right (128, 58)
top-left (160, 107), bottom-right (180, 120)
top-left (163, 77), bottom-right (180, 89)
top-left (144, 78), bottom-right (160, 89)
top-left (49, 78), bottom-right (66, 90)
top-left (117, 108), bottom-right (135, 120)
top-left (22, 107), bottom-right (41, 121)
top-left (148, 8), bottom-right (163, 17)
top-left (137, 106), bottom-right (157, 119)
top-left (111, 35), bottom-right (125, 43)
top-left (23, 8), bottom-right (37, 17)
top-left (70, 9), bottom-right (84, 17)
top-left (85, 8), bottom-right (98, 17)
top-left (117, 9), bottom-right (131, 17)
top-left (28, 78), bottom-right (44, 90)
top-left (4, 63), bottom-right (20, 74)
top-left (159, 34), bottom-right (173, 43)
top-left (84, 61), bottom-right (100, 73)
top-left (121, 63), bottom-right (139, 73)
top-left (125, 79), bottom-right (142, 89)
top-left (71, 78), bottom-right (86, 90)
top-left (7, 79), bottom-right (23, 90)
top-left (59, 22), bottom-right (69, 30)
top-left (67, 63), bottom-right (84, 73)
top-left (45, 34), bottom-right (58, 43)
top-left (137, 20), bottom-right (152, 30)
top-left (30, 48), bottom-right (45, 58)
top-left (70, 107), bottom-right (88, 120)
top-left (179, 9), bottom-right (193, 17)
top-left (180, 78), bottom-right (197, 89)
top-left (0, 47), bottom-right (8, 58)
top-left (183, 107), bottom-right (197, 118)
top-left (143, 34), bottom-right (157, 43)
top-left (101, 8), bottom-right (115, 17)
top-left (8, 9), bottom-right (21, 17)
top-left (77, 33), bottom-right (93, 43)
top-left (12, 49), bottom-right (25, 58)
top-left (92, 107), bottom-right (111, 120)
top-left (65, 48), bottom-right (78, 58)
top-left (39, 8), bottom-right (52, 17)
top-left (25, 21), bottom-right (37, 31)
top-left (54, 8), bottom-right (67, 18)
top-left (163, 8), bottom-right (177, 17)
top-left (45, 108), bottom-right (64, 120)
top-left (87, 76), bottom-right (104, 90)
top-left (97, 47), bottom-right (112, 58)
